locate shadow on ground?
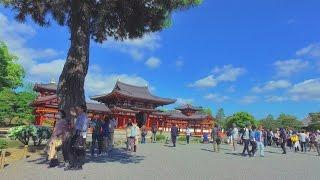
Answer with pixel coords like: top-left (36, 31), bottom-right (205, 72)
top-left (86, 148), bottom-right (145, 164)
top-left (26, 148), bottom-right (145, 168)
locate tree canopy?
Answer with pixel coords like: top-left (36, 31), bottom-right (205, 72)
top-left (1, 0), bottom-right (203, 120)
top-left (277, 113), bottom-right (302, 130)
top-left (0, 42), bottom-right (25, 90)
top-left (258, 114), bottom-right (280, 131)
top-left (2, 0), bottom-right (202, 42)
top-left (215, 108), bottom-right (226, 127)
top-left (226, 112), bottom-right (256, 129)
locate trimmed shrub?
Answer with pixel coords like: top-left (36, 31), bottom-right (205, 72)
top-left (8, 125), bottom-right (52, 146)
top-left (156, 134), bottom-right (166, 141)
top-left (178, 136), bottom-right (186, 142)
top-left (32, 126), bottom-right (52, 146)
top-left (0, 139), bottom-right (8, 149)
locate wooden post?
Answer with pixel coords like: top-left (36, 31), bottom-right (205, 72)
top-left (24, 145), bottom-right (28, 159)
top-left (0, 150), bottom-right (5, 169)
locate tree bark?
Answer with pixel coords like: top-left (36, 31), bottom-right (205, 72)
top-left (57, 1), bottom-right (91, 121)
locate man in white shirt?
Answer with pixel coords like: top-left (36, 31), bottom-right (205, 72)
top-left (108, 115), bottom-right (118, 150)
top-left (186, 126), bottom-right (192, 145)
top-left (231, 123), bottom-right (239, 152)
top-left (299, 131), bottom-right (307, 152)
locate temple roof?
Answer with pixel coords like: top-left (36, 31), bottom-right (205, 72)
top-left (166, 110), bottom-right (210, 120)
top-left (86, 103), bottom-right (111, 113)
top-left (175, 104), bottom-right (202, 111)
top-left (34, 83), bottom-right (57, 92)
top-left (91, 81), bottom-right (176, 105)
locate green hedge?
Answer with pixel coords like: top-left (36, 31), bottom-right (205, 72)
top-left (178, 136), bottom-right (186, 142)
top-left (156, 134), bottom-right (166, 141)
top-left (0, 139), bottom-right (8, 149)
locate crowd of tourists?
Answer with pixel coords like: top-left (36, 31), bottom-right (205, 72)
top-left (212, 123), bottom-right (320, 157)
top-left (46, 105), bottom-right (118, 170)
top-left (46, 106), bottom-right (320, 171)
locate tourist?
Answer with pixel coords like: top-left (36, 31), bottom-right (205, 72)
top-left (231, 123), bottom-right (239, 152)
top-left (47, 109), bottom-right (68, 168)
top-left (250, 125), bottom-right (257, 157)
top-left (299, 130), bottom-right (307, 152)
top-left (186, 126), bottom-right (192, 145)
top-left (62, 107), bottom-right (77, 167)
top-left (255, 125), bottom-right (265, 157)
top-left (279, 128), bottom-right (287, 154)
top-left (241, 124), bottom-right (251, 157)
top-left (140, 125), bottom-right (147, 144)
top-left (66, 105), bottom-right (89, 170)
top-left (152, 123), bottom-right (158, 143)
top-left (101, 117), bottom-right (110, 155)
top-left (108, 115), bottom-right (118, 150)
top-left (90, 115), bottom-right (103, 157)
top-left (171, 124), bottom-right (179, 147)
top-left (133, 123), bottom-right (140, 152)
top-left (315, 130), bottom-right (320, 156)
top-left (126, 120), bottom-right (134, 152)
top-left (309, 131), bottom-right (317, 152)
top-left (211, 124), bottom-right (221, 152)
top-left (291, 132), bottom-right (299, 152)
top-left (262, 129), bottom-right (268, 147)
top-left (273, 129), bottom-right (280, 147)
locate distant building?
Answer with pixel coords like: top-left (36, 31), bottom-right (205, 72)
top-left (31, 80), bottom-right (214, 134)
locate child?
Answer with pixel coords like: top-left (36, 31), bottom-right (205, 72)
top-left (291, 133), bottom-right (300, 152)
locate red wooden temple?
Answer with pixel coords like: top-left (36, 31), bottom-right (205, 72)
top-left (32, 80), bottom-right (214, 135)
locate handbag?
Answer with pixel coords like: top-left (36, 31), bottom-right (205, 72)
top-left (73, 135), bottom-right (85, 150)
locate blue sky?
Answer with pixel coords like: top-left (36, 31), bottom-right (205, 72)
top-left (1, 1), bottom-right (320, 119)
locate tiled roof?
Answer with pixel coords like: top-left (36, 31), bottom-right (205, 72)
top-left (91, 81), bottom-right (176, 105)
top-left (175, 104), bottom-right (202, 111)
top-left (86, 103), bottom-right (111, 113)
top-left (34, 83), bottom-right (57, 92)
top-left (166, 110), bottom-right (209, 120)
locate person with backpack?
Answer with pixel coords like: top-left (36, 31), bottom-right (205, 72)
top-left (140, 125), bottom-right (147, 144)
top-left (241, 123), bottom-right (252, 157)
top-left (211, 124), bottom-right (221, 152)
top-left (89, 115), bottom-right (103, 157)
top-left (132, 123), bottom-right (140, 152)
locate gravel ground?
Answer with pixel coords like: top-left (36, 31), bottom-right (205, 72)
top-left (2, 142), bottom-right (320, 180)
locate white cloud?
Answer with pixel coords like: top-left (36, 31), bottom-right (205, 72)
top-left (189, 75), bottom-right (217, 88)
top-left (204, 93), bottom-right (229, 103)
top-left (0, 13), bottom-right (61, 81)
top-left (252, 80), bottom-right (291, 93)
top-left (239, 96), bottom-right (258, 104)
top-left (145, 57), bottom-right (161, 69)
top-left (296, 43), bottom-right (320, 58)
top-left (175, 60), bottom-right (184, 68)
top-left (265, 96), bottom-right (288, 103)
top-left (189, 65), bottom-right (245, 88)
top-left (103, 33), bottom-right (160, 61)
top-left (29, 59), bottom-right (65, 81)
top-left (227, 86), bottom-right (236, 93)
top-left (289, 78), bottom-right (320, 101)
top-left (176, 98), bottom-right (194, 105)
top-left (85, 72), bottom-right (150, 96)
top-left (273, 59), bottom-right (309, 77)
top-left (213, 65), bottom-right (246, 82)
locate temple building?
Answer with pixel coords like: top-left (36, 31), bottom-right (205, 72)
top-left (32, 80), bottom-right (214, 135)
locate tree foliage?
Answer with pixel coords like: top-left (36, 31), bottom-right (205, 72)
top-left (306, 112), bottom-right (320, 131)
top-left (215, 108), bottom-right (226, 127)
top-left (0, 84), bottom-right (37, 126)
top-left (277, 113), bottom-right (302, 130)
top-left (226, 112), bottom-right (256, 129)
top-left (8, 125), bottom-right (52, 146)
top-left (201, 108), bottom-right (213, 116)
top-left (2, 0), bottom-right (202, 42)
top-left (0, 42), bottom-right (24, 90)
top-left (259, 114), bottom-right (280, 131)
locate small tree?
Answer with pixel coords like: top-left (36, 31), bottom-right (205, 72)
top-left (277, 113), bottom-right (302, 130)
top-left (32, 126), bottom-right (52, 146)
top-left (8, 125), bottom-right (37, 145)
top-left (226, 112), bottom-right (256, 129)
top-left (215, 108), bottom-right (226, 127)
top-left (259, 114), bottom-right (280, 131)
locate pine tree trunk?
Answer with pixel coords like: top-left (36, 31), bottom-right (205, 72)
top-left (57, 1), bottom-right (90, 121)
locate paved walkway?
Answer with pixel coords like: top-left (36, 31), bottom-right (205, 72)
top-left (2, 143), bottom-right (320, 180)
